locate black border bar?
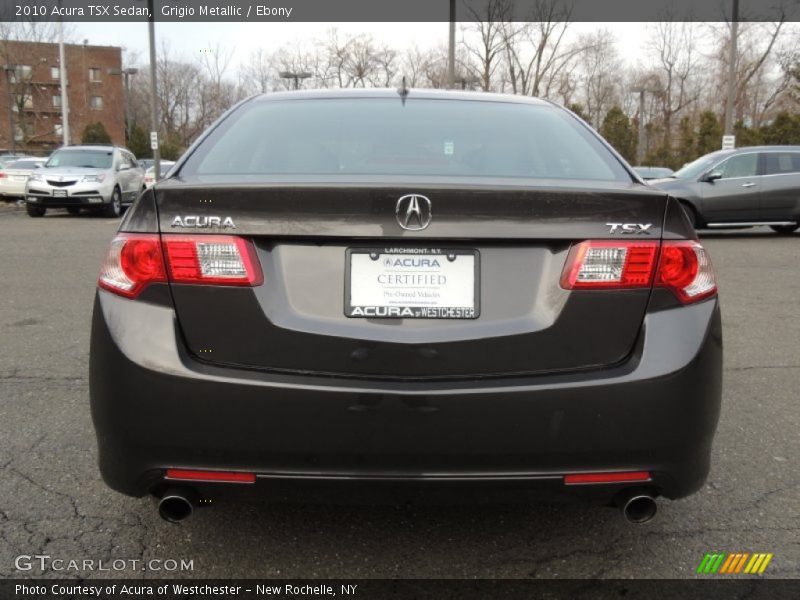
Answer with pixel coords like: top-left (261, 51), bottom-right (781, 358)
top-left (1, 0), bottom-right (799, 23)
top-left (3, 578), bottom-right (800, 600)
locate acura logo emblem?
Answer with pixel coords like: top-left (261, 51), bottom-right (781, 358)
top-left (395, 194), bottom-right (432, 231)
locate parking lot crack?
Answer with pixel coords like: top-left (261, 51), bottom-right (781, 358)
top-left (725, 364), bottom-right (800, 372)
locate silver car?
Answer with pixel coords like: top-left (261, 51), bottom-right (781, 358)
top-left (0, 157), bottom-right (46, 200)
top-left (25, 145), bottom-right (145, 218)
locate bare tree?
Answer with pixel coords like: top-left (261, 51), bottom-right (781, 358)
top-left (463, 0), bottom-right (513, 91)
top-left (241, 48), bottom-right (275, 94)
top-left (646, 21), bottom-right (702, 162)
top-left (499, 0), bottom-right (585, 98)
top-left (708, 19), bottom-right (789, 127)
top-left (578, 29), bottom-right (620, 126)
top-left (399, 45), bottom-right (428, 87)
top-left (0, 21), bottom-right (79, 149)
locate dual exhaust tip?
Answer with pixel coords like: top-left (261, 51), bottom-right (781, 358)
top-left (617, 490), bottom-right (658, 524)
top-left (156, 487), bottom-right (658, 524)
top-left (158, 488), bottom-right (197, 523)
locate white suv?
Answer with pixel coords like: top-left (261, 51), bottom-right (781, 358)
top-left (25, 145), bottom-right (145, 218)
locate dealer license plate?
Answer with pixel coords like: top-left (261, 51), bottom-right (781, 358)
top-left (346, 248), bottom-right (479, 319)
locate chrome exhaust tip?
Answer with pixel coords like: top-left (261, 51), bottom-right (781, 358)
top-left (620, 493), bottom-right (658, 524)
top-left (158, 488), bottom-right (197, 523)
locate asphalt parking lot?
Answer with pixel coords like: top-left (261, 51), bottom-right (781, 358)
top-left (0, 207), bottom-right (797, 579)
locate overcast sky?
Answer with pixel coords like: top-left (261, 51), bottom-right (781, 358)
top-left (70, 21), bottom-right (652, 73)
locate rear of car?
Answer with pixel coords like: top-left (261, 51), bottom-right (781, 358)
top-left (0, 158), bottom-right (45, 199)
top-left (90, 91), bottom-right (722, 522)
top-left (143, 161), bottom-right (176, 188)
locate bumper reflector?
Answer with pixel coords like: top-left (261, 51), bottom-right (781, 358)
top-left (165, 469), bottom-right (256, 484)
top-left (564, 471), bottom-right (651, 485)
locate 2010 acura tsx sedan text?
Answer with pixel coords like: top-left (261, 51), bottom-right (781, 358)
top-left (89, 89), bottom-right (722, 524)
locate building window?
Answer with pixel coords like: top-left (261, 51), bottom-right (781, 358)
top-left (13, 125), bottom-right (24, 142)
top-left (12, 94), bottom-right (33, 111)
top-left (53, 94), bottom-right (62, 107)
top-left (8, 65), bottom-right (32, 83)
top-left (54, 123), bottom-right (63, 136)
top-left (89, 68), bottom-right (102, 82)
top-left (89, 96), bottom-right (103, 109)
top-left (51, 66), bottom-right (60, 80)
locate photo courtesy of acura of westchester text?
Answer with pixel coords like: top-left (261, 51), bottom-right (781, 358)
top-left (0, 0), bottom-right (799, 594)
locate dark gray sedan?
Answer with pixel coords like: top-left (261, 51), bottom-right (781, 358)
top-left (651, 146), bottom-right (800, 234)
top-left (89, 89), bottom-right (722, 525)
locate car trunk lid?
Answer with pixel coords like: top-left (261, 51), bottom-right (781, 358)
top-left (157, 178), bottom-right (666, 379)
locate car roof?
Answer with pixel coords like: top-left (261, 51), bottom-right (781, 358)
top-left (251, 88), bottom-right (552, 107)
top-left (62, 145), bottom-right (117, 151)
top-left (728, 145), bottom-right (800, 153)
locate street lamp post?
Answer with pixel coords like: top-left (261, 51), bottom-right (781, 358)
top-left (147, 0), bottom-right (160, 180)
top-left (58, 18), bottom-right (70, 146)
top-left (3, 66), bottom-right (16, 154)
top-left (631, 86), bottom-right (662, 166)
top-left (109, 67), bottom-right (139, 143)
top-left (278, 71), bottom-right (312, 90)
top-left (447, 0), bottom-right (456, 89)
top-left (723, 0), bottom-right (739, 140)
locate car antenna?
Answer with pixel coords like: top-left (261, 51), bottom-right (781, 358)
top-left (397, 76), bottom-right (409, 105)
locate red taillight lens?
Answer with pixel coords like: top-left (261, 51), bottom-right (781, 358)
top-left (99, 234), bottom-right (166, 298)
top-left (656, 241), bottom-right (716, 303)
top-left (0, 172), bottom-right (6, 179)
top-left (98, 233), bottom-right (262, 299)
top-left (561, 239), bottom-right (717, 304)
top-left (165, 469), bottom-right (256, 484)
top-left (564, 471), bottom-right (651, 485)
top-left (163, 235), bottom-right (263, 286)
top-left (560, 240), bottom-right (659, 289)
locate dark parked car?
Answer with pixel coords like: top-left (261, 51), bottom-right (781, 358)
top-left (651, 146), bottom-right (800, 234)
top-left (90, 90), bottom-right (721, 524)
top-left (633, 166), bottom-right (674, 180)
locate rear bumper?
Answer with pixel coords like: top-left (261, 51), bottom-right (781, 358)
top-left (89, 290), bottom-right (722, 501)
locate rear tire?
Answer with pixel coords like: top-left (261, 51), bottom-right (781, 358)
top-left (770, 224), bottom-right (799, 234)
top-left (26, 204), bottom-right (46, 217)
top-left (103, 188), bottom-right (122, 218)
top-left (66, 207), bottom-right (80, 215)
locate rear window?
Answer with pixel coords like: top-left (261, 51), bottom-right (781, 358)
top-left (763, 152), bottom-right (800, 175)
top-left (46, 149), bottom-right (112, 169)
top-left (7, 160), bottom-right (41, 169)
top-left (180, 98), bottom-right (630, 182)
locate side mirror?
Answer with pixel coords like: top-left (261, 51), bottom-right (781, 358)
top-left (117, 164), bottom-right (130, 171)
top-left (703, 171), bottom-right (722, 183)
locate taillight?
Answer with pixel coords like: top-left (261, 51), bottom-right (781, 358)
top-left (560, 240), bottom-right (659, 289)
top-left (0, 172), bottom-right (6, 178)
top-left (561, 239), bottom-right (716, 304)
top-left (656, 240), bottom-right (716, 303)
top-left (163, 235), bottom-right (263, 286)
top-left (98, 234), bottom-right (166, 298)
top-left (98, 233), bottom-right (262, 299)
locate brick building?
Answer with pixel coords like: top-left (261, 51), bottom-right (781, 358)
top-left (0, 40), bottom-right (125, 155)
